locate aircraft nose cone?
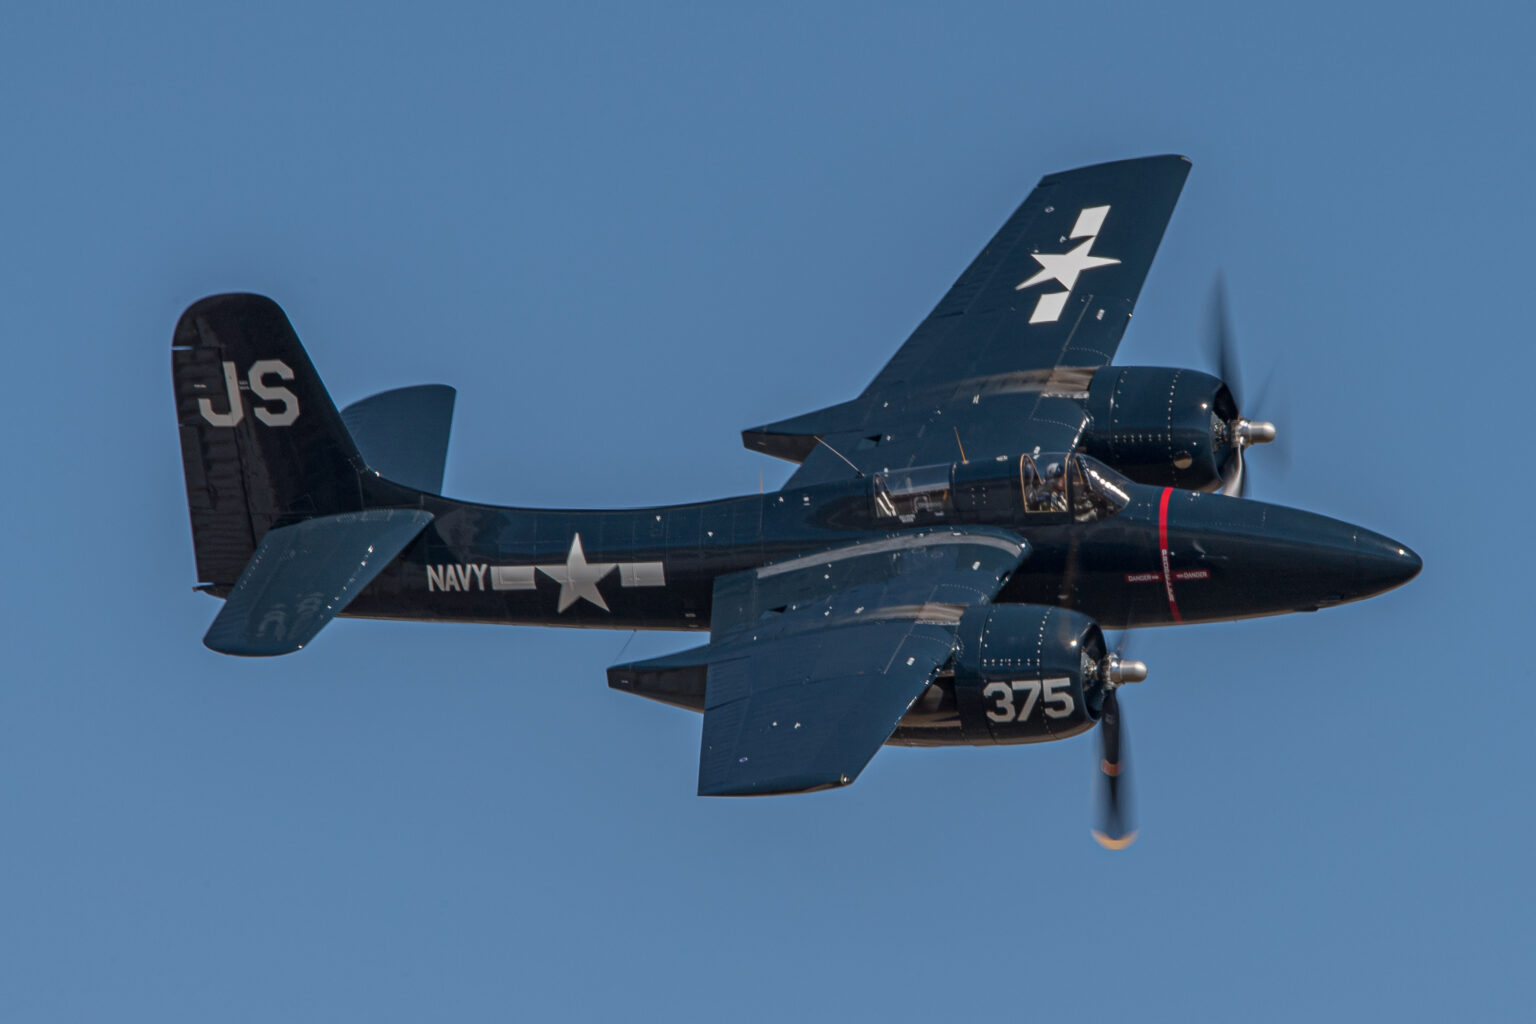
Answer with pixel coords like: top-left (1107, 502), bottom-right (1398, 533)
top-left (1354, 529), bottom-right (1422, 594)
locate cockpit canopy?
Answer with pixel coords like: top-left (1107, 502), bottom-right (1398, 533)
top-left (872, 463), bottom-right (953, 521)
top-left (872, 453), bottom-right (1131, 525)
top-left (1024, 453), bottom-right (1132, 521)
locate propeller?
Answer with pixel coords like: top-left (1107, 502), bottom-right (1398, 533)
top-left (1091, 643), bottom-right (1147, 850)
top-left (1205, 275), bottom-right (1278, 497)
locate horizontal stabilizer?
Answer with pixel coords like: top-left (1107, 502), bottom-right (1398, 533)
top-left (340, 385), bottom-right (456, 494)
top-left (203, 509), bottom-right (434, 656)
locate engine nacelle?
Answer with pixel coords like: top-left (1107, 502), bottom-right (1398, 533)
top-left (950, 604), bottom-right (1107, 745)
top-left (1079, 366), bottom-right (1237, 491)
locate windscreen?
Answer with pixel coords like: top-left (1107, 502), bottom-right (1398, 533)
top-left (1069, 454), bottom-right (1131, 522)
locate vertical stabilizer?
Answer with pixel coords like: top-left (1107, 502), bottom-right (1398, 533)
top-left (172, 294), bottom-right (367, 590)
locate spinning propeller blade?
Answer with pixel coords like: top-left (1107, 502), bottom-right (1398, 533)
top-left (1206, 275), bottom-right (1277, 498)
top-left (1092, 689), bottom-right (1136, 849)
top-left (1220, 440), bottom-right (1245, 498)
top-left (1208, 272), bottom-right (1243, 409)
top-left (1091, 645), bottom-right (1146, 850)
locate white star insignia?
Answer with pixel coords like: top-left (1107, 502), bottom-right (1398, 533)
top-left (538, 533), bottom-right (617, 612)
top-left (1011, 205), bottom-right (1121, 325)
top-left (1015, 237), bottom-right (1122, 293)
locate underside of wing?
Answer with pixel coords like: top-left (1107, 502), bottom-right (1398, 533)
top-left (609, 527), bottom-right (1029, 795)
top-left (697, 623), bottom-right (955, 795)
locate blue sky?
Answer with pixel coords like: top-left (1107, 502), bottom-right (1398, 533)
top-left (2, 2), bottom-right (1531, 1020)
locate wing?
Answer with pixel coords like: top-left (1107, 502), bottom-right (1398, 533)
top-left (744, 155), bottom-right (1190, 485)
top-left (609, 527), bottom-right (1028, 795)
top-left (694, 624), bottom-right (954, 795)
top-left (202, 508), bottom-right (434, 656)
top-left (862, 155), bottom-right (1190, 398)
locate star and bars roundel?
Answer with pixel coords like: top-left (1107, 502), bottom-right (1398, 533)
top-left (1014, 205), bottom-right (1119, 324)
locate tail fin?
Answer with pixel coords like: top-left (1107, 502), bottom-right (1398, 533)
top-left (173, 294), bottom-right (367, 590)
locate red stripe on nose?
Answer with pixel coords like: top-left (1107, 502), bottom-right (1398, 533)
top-left (1158, 486), bottom-right (1183, 623)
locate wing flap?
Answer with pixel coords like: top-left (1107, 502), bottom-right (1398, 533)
top-left (711, 527), bottom-right (1027, 636)
top-left (203, 508), bottom-right (434, 656)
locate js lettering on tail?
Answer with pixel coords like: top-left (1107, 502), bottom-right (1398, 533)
top-left (197, 359), bottom-right (300, 427)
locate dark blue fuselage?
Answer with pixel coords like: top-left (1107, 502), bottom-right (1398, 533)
top-left (342, 473), bottom-right (1420, 632)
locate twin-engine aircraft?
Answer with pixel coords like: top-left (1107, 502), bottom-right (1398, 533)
top-left (173, 155), bottom-right (1419, 846)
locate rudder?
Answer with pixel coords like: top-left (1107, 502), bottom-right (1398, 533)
top-left (173, 294), bottom-right (367, 591)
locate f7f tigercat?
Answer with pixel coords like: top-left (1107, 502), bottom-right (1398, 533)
top-left (173, 156), bottom-right (1419, 847)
